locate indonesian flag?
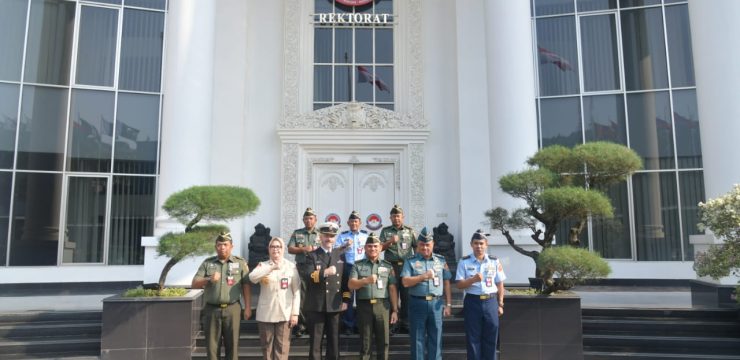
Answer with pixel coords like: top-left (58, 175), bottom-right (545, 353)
top-left (538, 46), bottom-right (572, 71)
top-left (357, 65), bottom-right (390, 92)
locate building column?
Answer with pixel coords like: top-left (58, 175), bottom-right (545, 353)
top-left (156, 0), bottom-right (216, 232)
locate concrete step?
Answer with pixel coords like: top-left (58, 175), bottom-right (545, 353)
top-left (582, 318), bottom-right (740, 337)
top-left (194, 332), bottom-right (468, 349)
top-left (0, 338), bottom-right (100, 356)
top-left (0, 322), bottom-right (101, 339)
top-left (583, 334), bottom-right (740, 356)
top-left (191, 346), bottom-right (468, 360)
top-left (582, 307), bottom-right (739, 321)
top-left (585, 351), bottom-right (740, 360)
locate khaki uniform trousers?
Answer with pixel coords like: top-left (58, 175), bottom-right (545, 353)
top-left (357, 299), bottom-right (390, 360)
top-left (203, 302), bottom-right (241, 360)
top-left (258, 321), bottom-right (292, 360)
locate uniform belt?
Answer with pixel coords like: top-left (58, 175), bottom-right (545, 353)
top-left (358, 298), bottom-right (386, 304)
top-left (207, 302), bottom-right (238, 308)
top-left (465, 293), bottom-right (496, 300)
top-left (410, 294), bottom-right (441, 301)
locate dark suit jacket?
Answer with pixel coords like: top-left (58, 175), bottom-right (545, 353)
top-left (301, 247), bottom-right (350, 313)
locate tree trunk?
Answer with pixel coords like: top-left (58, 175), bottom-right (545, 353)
top-left (158, 257), bottom-right (181, 290)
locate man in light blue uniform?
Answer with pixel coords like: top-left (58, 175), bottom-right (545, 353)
top-left (455, 230), bottom-right (506, 360)
top-left (334, 210), bottom-right (368, 334)
top-left (401, 233), bottom-right (452, 360)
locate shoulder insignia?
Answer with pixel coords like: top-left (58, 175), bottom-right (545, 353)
top-left (360, 230), bottom-right (368, 234)
top-left (380, 259), bottom-right (392, 266)
top-left (232, 255), bottom-right (245, 260)
top-left (488, 255), bottom-right (498, 260)
top-left (205, 256), bottom-right (217, 261)
top-left (341, 230), bottom-right (351, 235)
top-left (462, 255), bottom-right (471, 260)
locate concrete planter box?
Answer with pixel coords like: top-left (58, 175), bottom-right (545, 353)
top-left (500, 294), bottom-right (583, 360)
top-left (101, 289), bottom-right (203, 360)
top-left (690, 280), bottom-right (739, 309)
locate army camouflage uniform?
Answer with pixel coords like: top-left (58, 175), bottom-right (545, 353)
top-left (351, 257), bottom-right (397, 360)
top-left (379, 224), bottom-right (417, 328)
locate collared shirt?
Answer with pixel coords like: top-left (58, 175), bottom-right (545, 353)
top-left (350, 257), bottom-right (396, 300)
top-left (455, 254), bottom-right (506, 295)
top-left (288, 227), bottom-right (319, 264)
top-left (379, 225), bottom-right (417, 262)
top-left (334, 229), bottom-right (369, 264)
top-left (195, 255), bottom-right (249, 305)
top-left (400, 253), bottom-right (451, 297)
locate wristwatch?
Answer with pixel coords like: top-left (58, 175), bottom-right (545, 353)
top-left (445, 303), bottom-right (452, 307)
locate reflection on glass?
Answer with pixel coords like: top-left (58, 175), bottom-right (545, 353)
top-left (375, 29), bottom-right (393, 64)
top-left (314, 65), bottom-right (332, 102)
top-left (76, 6), bottom-right (118, 87)
top-left (535, 0), bottom-right (575, 16)
top-left (63, 177), bottom-right (107, 263)
top-left (0, 172), bottom-right (11, 266)
top-left (580, 15), bottom-right (620, 92)
top-left (627, 91), bottom-right (674, 170)
top-left (334, 66), bottom-right (351, 102)
top-left (672, 90), bottom-right (701, 169)
top-left (108, 175), bottom-right (154, 265)
top-left (633, 172), bottom-right (681, 261)
top-left (375, 0), bottom-right (393, 14)
top-left (24, 0), bottom-right (76, 85)
top-left (355, 28), bottom-right (373, 64)
top-left (577, 0), bottom-right (617, 12)
top-left (114, 93), bottom-right (160, 174)
top-left (540, 97), bottom-right (582, 148)
top-left (119, 9), bottom-right (164, 92)
top-left (665, 5), bottom-right (695, 87)
top-left (583, 94), bottom-right (626, 144)
top-left (374, 66), bottom-right (393, 102)
top-left (0, 0), bottom-right (28, 81)
top-left (621, 8), bottom-right (669, 90)
top-left (124, 0), bottom-right (166, 10)
top-left (592, 181), bottom-right (631, 259)
top-left (315, 28), bottom-right (333, 63)
top-left (9, 172), bottom-right (63, 266)
top-left (335, 28), bottom-right (352, 63)
top-left (67, 90), bottom-right (115, 172)
top-left (17, 86), bottom-right (69, 171)
top-left (0, 84), bottom-right (19, 169)
top-left (554, 218), bottom-right (588, 247)
top-left (679, 171), bottom-right (704, 261)
top-left (537, 16), bottom-right (579, 96)
top-left (315, 0), bottom-right (333, 13)
top-left (355, 66), bottom-right (373, 102)
top-left (619, 0), bottom-right (660, 7)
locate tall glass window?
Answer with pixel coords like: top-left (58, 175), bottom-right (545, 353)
top-left (313, 0), bottom-right (395, 110)
top-left (0, 0), bottom-right (166, 267)
top-left (534, 0), bottom-right (703, 261)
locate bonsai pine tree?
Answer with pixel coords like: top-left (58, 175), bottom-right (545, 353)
top-left (693, 184), bottom-right (740, 302)
top-left (485, 142), bottom-right (642, 293)
top-left (156, 185), bottom-right (260, 290)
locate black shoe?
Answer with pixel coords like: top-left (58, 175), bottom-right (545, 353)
top-left (293, 326), bottom-right (306, 337)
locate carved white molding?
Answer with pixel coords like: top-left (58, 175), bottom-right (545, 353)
top-left (281, 143), bottom-right (300, 238)
top-left (408, 143), bottom-right (425, 230)
top-left (372, 157), bottom-right (400, 189)
top-left (306, 157), bottom-right (335, 189)
top-left (321, 173), bottom-right (346, 192)
top-left (362, 174), bottom-right (386, 192)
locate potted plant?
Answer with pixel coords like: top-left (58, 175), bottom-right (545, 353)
top-left (101, 185), bottom-right (260, 359)
top-left (484, 142), bottom-right (642, 360)
top-left (692, 184), bottom-right (740, 308)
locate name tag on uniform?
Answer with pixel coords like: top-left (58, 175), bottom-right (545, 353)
top-left (377, 278), bottom-right (384, 289)
top-left (432, 270), bottom-right (440, 287)
top-left (227, 276), bottom-right (235, 286)
top-left (401, 242), bottom-right (408, 250)
top-left (281, 278), bottom-right (288, 289)
top-left (486, 276), bottom-right (493, 287)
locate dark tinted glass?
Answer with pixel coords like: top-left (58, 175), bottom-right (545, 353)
top-left (17, 86), bottom-right (69, 171)
top-left (355, 28), bottom-right (373, 63)
top-left (672, 90), bottom-right (701, 169)
top-left (665, 5), bottom-right (695, 87)
top-left (119, 9), bottom-right (164, 92)
top-left (334, 66), bottom-right (351, 102)
top-left (76, 6), bottom-right (118, 87)
top-left (124, 0), bottom-right (166, 10)
top-left (619, 0), bottom-right (660, 7)
top-left (580, 15), bottom-right (620, 91)
top-left (315, 28), bottom-right (333, 63)
top-left (375, 29), bottom-right (393, 64)
top-left (67, 90), bottom-right (115, 172)
top-left (315, 0), bottom-right (333, 13)
top-left (108, 175), bottom-right (154, 265)
top-left (627, 91), bottom-right (674, 169)
top-left (633, 172), bottom-right (681, 261)
top-left (114, 93), bottom-right (160, 174)
top-left (314, 65), bottom-right (332, 102)
top-left (0, 172), bottom-right (11, 266)
top-left (577, 0), bottom-right (617, 12)
top-left (375, 66), bottom-right (393, 102)
top-left (679, 170), bottom-right (704, 261)
top-left (540, 97), bottom-right (582, 148)
top-left (335, 28), bottom-right (352, 63)
top-left (63, 177), bottom-right (107, 263)
top-left (583, 94), bottom-right (626, 144)
top-left (375, 0), bottom-right (393, 14)
top-left (0, 0), bottom-right (28, 81)
top-left (592, 181), bottom-right (632, 259)
top-left (355, 66), bottom-right (373, 102)
top-left (9, 172), bottom-right (63, 265)
top-left (621, 8), bottom-right (669, 90)
top-left (24, 0), bottom-right (76, 85)
top-left (535, 0), bottom-right (575, 16)
top-left (0, 84), bottom-right (19, 169)
top-left (537, 16), bottom-right (579, 96)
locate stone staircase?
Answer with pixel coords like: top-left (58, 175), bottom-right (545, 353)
top-left (0, 311), bottom-right (101, 359)
top-left (582, 307), bottom-right (740, 360)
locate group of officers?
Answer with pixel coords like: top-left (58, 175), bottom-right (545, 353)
top-left (192, 205), bottom-right (506, 360)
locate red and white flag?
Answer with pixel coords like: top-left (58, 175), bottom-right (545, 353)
top-left (357, 65), bottom-right (390, 92)
top-left (538, 46), bottom-right (572, 71)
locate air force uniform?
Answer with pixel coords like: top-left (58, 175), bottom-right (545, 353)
top-left (334, 221), bottom-right (368, 332)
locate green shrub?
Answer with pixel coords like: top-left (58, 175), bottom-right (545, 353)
top-left (123, 287), bottom-right (188, 297)
top-left (537, 246), bottom-right (611, 293)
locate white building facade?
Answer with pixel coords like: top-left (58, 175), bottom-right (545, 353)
top-left (0, 0), bottom-right (738, 285)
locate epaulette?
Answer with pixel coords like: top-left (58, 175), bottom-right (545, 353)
top-left (488, 255), bottom-right (498, 260)
top-left (205, 255), bottom-right (217, 261)
top-left (380, 259), bottom-right (392, 266)
top-left (292, 227), bottom-right (305, 233)
top-left (232, 255), bottom-right (245, 260)
top-left (461, 255), bottom-right (471, 260)
top-left (433, 253), bottom-right (445, 260)
top-left (360, 230), bottom-right (368, 234)
top-left (341, 230), bottom-right (351, 235)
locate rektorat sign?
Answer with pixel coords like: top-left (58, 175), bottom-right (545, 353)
top-left (337, 0), bottom-right (373, 6)
top-left (317, 12), bottom-right (392, 25)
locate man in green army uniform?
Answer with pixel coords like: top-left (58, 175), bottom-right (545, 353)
top-left (192, 232), bottom-right (252, 360)
top-left (379, 204), bottom-right (417, 333)
top-left (287, 207), bottom-right (320, 336)
top-left (349, 233), bottom-right (399, 360)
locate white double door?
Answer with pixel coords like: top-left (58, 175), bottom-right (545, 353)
top-left (312, 163), bottom-right (396, 233)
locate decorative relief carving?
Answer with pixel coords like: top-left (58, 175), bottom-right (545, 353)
top-left (362, 174), bottom-right (386, 192)
top-left (306, 157), bottom-right (335, 189)
top-left (321, 174), bottom-right (345, 192)
top-left (284, 102), bottom-right (425, 129)
top-left (372, 157), bottom-right (401, 189)
top-left (408, 143), bottom-right (425, 230)
top-left (281, 143), bottom-right (299, 238)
